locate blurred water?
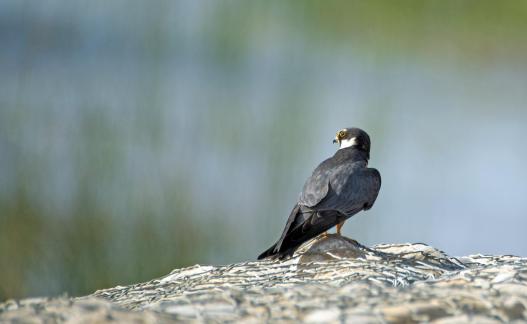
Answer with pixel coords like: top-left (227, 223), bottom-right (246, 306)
top-left (1, 1), bottom-right (526, 299)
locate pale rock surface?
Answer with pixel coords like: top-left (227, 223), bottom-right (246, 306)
top-left (2, 234), bottom-right (527, 323)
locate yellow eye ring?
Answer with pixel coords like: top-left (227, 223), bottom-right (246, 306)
top-left (338, 130), bottom-right (347, 138)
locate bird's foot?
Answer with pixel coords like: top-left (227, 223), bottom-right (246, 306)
top-left (336, 221), bottom-right (345, 236)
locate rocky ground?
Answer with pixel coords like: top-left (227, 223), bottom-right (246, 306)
top-left (1, 235), bottom-right (527, 323)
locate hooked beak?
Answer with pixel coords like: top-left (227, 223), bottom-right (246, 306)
top-left (333, 138), bottom-right (339, 144)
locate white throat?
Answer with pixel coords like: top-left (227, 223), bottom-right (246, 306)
top-left (339, 137), bottom-right (358, 149)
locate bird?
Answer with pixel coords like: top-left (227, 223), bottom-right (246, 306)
top-left (257, 127), bottom-right (381, 260)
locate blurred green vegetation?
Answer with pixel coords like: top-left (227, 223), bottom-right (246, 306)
top-left (300, 0), bottom-right (527, 61)
top-left (0, 173), bottom-right (213, 300)
top-left (1, 1), bottom-right (527, 301)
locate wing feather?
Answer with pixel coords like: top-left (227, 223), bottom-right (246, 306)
top-left (257, 152), bottom-right (382, 260)
top-left (278, 167), bottom-right (380, 257)
top-left (298, 158), bottom-right (333, 207)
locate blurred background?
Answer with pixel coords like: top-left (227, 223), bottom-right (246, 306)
top-left (1, 0), bottom-right (527, 300)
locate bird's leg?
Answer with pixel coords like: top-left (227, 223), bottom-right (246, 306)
top-left (336, 221), bottom-right (345, 235)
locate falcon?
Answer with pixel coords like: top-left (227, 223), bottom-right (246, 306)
top-left (258, 127), bottom-right (381, 260)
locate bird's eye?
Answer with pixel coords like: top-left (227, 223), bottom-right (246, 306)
top-left (338, 130), bottom-right (347, 138)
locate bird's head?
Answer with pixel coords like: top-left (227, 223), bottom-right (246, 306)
top-left (333, 127), bottom-right (371, 152)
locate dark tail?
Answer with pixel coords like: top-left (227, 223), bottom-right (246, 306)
top-left (257, 243), bottom-right (296, 260)
top-left (257, 204), bottom-right (303, 260)
top-left (257, 204), bottom-right (347, 260)
top-left (257, 243), bottom-right (277, 260)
